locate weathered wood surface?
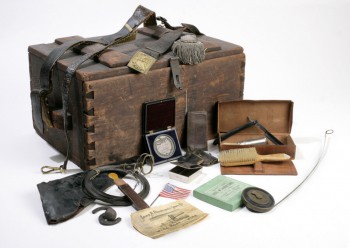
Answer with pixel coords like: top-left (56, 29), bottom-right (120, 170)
top-left (29, 27), bottom-right (245, 169)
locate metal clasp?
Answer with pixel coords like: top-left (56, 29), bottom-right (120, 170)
top-left (122, 153), bottom-right (154, 175)
top-left (41, 165), bottom-right (65, 174)
top-left (170, 57), bottom-right (183, 90)
top-left (136, 153), bottom-right (154, 175)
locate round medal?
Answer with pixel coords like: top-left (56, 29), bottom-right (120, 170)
top-left (153, 134), bottom-right (176, 159)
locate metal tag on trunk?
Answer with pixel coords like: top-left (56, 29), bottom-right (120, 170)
top-left (127, 50), bottom-right (157, 74)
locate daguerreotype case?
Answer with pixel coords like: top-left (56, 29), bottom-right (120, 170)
top-left (143, 98), bottom-right (182, 164)
top-left (217, 100), bottom-right (297, 175)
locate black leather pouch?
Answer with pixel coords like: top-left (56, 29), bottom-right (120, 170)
top-left (37, 172), bottom-right (113, 224)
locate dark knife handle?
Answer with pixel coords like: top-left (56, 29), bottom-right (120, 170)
top-left (256, 122), bottom-right (284, 145)
top-left (213, 120), bottom-right (257, 145)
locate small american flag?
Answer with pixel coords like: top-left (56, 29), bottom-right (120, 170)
top-left (159, 183), bottom-right (191, 200)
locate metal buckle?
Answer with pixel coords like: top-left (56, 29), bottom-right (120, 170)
top-left (127, 51), bottom-right (157, 74)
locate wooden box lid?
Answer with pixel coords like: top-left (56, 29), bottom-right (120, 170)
top-left (217, 100), bottom-right (293, 135)
top-left (28, 26), bottom-right (244, 82)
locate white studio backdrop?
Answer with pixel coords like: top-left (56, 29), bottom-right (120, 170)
top-left (0, 0), bottom-right (349, 248)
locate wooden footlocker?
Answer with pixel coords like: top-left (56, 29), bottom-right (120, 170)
top-left (28, 6), bottom-right (245, 170)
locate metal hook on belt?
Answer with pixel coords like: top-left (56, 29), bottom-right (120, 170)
top-left (122, 153), bottom-right (154, 175)
top-left (92, 207), bottom-right (121, 226)
top-left (136, 153), bottom-right (154, 175)
top-left (41, 165), bottom-right (65, 174)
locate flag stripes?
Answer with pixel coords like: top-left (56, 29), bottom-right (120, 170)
top-left (159, 183), bottom-right (191, 200)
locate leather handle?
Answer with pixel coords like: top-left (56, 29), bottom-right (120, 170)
top-left (213, 120), bottom-right (257, 145)
top-left (117, 183), bottom-right (150, 211)
top-left (109, 173), bottom-right (149, 211)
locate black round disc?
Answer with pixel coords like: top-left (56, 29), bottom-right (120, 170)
top-left (242, 187), bottom-right (275, 213)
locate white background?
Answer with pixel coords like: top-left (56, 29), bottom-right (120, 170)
top-left (1, 0), bottom-right (349, 247)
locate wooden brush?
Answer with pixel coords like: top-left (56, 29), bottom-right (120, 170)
top-left (219, 147), bottom-right (290, 167)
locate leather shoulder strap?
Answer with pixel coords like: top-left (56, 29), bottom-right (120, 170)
top-left (31, 5), bottom-right (156, 134)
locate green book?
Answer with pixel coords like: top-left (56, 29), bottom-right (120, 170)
top-left (193, 175), bottom-right (252, 211)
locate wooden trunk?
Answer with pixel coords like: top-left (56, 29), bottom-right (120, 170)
top-left (28, 26), bottom-right (245, 170)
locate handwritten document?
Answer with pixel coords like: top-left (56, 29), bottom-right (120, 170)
top-left (131, 200), bottom-right (208, 238)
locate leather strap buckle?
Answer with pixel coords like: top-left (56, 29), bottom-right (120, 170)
top-left (127, 51), bottom-right (157, 74)
top-left (170, 57), bottom-right (182, 90)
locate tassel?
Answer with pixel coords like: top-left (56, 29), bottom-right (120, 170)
top-left (172, 34), bottom-right (205, 65)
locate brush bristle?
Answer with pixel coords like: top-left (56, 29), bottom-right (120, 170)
top-left (219, 147), bottom-right (258, 166)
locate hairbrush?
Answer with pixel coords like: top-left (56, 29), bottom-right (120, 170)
top-left (219, 147), bottom-right (290, 166)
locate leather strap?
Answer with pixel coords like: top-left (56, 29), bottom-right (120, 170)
top-left (83, 166), bottom-right (150, 207)
top-left (101, 6), bottom-right (157, 43)
top-left (33, 6), bottom-right (202, 172)
top-left (156, 16), bottom-right (204, 35)
top-left (31, 38), bottom-right (106, 133)
top-left (59, 7), bottom-right (156, 171)
top-left (170, 57), bottom-right (182, 89)
top-left (127, 28), bottom-right (183, 74)
top-left (31, 5), bottom-right (156, 135)
top-left (112, 177), bottom-right (150, 210)
top-left (61, 28), bottom-right (185, 170)
top-left (143, 28), bottom-right (183, 59)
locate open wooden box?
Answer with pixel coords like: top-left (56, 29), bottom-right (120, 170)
top-left (217, 100), bottom-right (297, 175)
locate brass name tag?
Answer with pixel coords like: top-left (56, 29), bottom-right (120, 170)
top-left (127, 51), bottom-right (157, 74)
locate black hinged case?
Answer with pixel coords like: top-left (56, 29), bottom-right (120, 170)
top-left (142, 97), bottom-right (182, 164)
